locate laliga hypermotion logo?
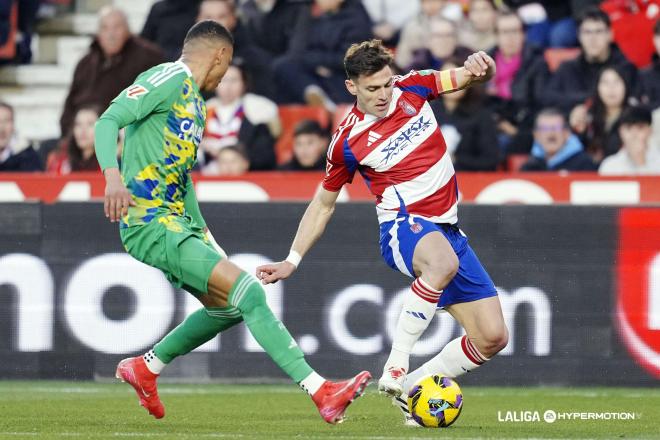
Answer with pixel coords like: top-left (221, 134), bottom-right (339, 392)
top-left (615, 209), bottom-right (660, 378)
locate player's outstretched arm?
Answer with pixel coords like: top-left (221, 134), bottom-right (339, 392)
top-left (256, 187), bottom-right (340, 284)
top-left (437, 51), bottom-right (496, 95)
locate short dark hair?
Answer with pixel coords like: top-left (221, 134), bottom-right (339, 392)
top-left (619, 106), bottom-right (652, 126)
top-left (344, 39), bottom-right (393, 80)
top-left (578, 6), bottom-right (611, 29)
top-left (535, 107), bottom-right (568, 128)
top-left (184, 19), bottom-right (234, 46)
top-left (0, 101), bottom-right (13, 119)
top-left (294, 119), bottom-right (328, 138)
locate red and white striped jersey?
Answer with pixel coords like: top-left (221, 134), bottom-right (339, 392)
top-left (323, 69), bottom-right (459, 224)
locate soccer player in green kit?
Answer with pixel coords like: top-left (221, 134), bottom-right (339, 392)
top-left (94, 20), bottom-right (370, 424)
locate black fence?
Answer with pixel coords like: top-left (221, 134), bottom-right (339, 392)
top-left (0, 203), bottom-right (658, 386)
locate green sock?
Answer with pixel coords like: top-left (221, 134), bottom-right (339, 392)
top-left (154, 306), bottom-right (242, 363)
top-left (229, 272), bottom-right (313, 383)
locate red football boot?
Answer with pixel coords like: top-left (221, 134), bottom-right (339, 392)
top-left (312, 371), bottom-right (372, 424)
top-left (115, 356), bottom-right (165, 419)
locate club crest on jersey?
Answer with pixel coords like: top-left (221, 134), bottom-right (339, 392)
top-left (126, 84), bottom-right (148, 100)
top-left (410, 222), bottom-right (423, 234)
top-left (399, 99), bottom-right (416, 115)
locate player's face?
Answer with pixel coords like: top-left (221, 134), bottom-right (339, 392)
top-left (203, 45), bottom-right (234, 92)
top-left (346, 65), bottom-right (394, 118)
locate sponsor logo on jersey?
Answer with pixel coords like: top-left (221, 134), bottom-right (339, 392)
top-left (179, 118), bottom-right (204, 142)
top-left (378, 115), bottom-right (432, 166)
top-left (126, 85), bottom-right (148, 100)
top-left (398, 99), bottom-right (416, 116)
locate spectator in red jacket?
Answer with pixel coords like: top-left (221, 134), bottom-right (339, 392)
top-left (59, 6), bottom-right (164, 136)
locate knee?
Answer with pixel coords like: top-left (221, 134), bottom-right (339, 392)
top-left (478, 326), bottom-right (509, 358)
top-left (422, 254), bottom-right (459, 289)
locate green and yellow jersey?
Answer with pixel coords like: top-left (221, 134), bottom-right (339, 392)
top-left (96, 61), bottom-right (207, 229)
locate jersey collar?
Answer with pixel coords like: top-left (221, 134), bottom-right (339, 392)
top-left (176, 60), bottom-right (193, 77)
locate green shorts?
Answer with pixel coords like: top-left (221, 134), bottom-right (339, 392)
top-left (120, 215), bottom-right (223, 296)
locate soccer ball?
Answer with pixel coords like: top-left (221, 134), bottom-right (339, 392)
top-left (407, 374), bottom-right (463, 428)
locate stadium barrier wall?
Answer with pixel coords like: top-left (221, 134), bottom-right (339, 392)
top-left (0, 203), bottom-right (659, 386)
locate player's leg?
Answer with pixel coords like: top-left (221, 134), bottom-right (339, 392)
top-left (378, 219), bottom-right (458, 396)
top-left (116, 227), bottom-right (242, 419)
top-left (403, 239), bottom-right (508, 389)
top-left (202, 259), bottom-right (371, 424)
top-left (403, 296), bottom-right (508, 390)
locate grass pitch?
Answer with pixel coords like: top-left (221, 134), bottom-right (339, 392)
top-left (0, 381), bottom-right (658, 439)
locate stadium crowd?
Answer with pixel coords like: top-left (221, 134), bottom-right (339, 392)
top-left (0, 0), bottom-right (659, 175)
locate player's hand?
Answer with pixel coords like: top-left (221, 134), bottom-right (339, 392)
top-left (103, 168), bottom-right (135, 223)
top-left (256, 261), bottom-right (297, 285)
top-left (463, 51), bottom-right (496, 83)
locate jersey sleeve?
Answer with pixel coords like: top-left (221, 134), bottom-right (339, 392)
top-left (110, 68), bottom-right (184, 121)
top-left (395, 69), bottom-right (459, 101)
top-left (322, 130), bottom-right (356, 192)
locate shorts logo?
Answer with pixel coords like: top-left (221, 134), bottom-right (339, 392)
top-left (126, 85), bottom-right (148, 100)
top-left (410, 223), bottom-right (423, 234)
top-left (399, 99), bottom-right (416, 116)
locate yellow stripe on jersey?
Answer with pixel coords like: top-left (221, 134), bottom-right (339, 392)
top-left (437, 69), bottom-right (459, 93)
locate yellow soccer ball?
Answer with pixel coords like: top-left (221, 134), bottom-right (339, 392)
top-left (407, 374), bottom-right (463, 428)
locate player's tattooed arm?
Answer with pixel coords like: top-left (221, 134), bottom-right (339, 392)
top-left (435, 51), bottom-right (496, 94)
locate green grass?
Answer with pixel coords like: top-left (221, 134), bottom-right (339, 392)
top-left (0, 382), bottom-right (659, 439)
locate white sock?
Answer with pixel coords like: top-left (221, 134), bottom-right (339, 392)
top-left (383, 278), bottom-right (442, 374)
top-left (403, 335), bottom-right (488, 393)
top-left (299, 371), bottom-right (325, 396)
top-left (143, 349), bottom-right (166, 375)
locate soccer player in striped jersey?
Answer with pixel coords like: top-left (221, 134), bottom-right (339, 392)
top-left (94, 20), bottom-right (370, 424)
top-left (257, 40), bottom-right (509, 424)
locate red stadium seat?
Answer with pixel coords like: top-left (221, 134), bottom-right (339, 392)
top-left (543, 47), bottom-right (581, 73)
top-left (506, 154), bottom-right (530, 172)
top-left (275, 105), bottom-right (330, 165)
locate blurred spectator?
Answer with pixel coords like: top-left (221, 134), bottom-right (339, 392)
top-left (407, 17), bottom-right (472, 71)
top-left (487, 11), bottom-right (547, 154)
top-left (203, 144), bottom-right (251, 176)
top-left (47, 106), bottom-right (101, 174)
top-left (240, 0), bottom-right (309, 99)
top-left (141, 0), bottom-right (200, 61)
top-left (640, 19), bottom-right (660, 110)
top-left (198, 0), bottom-right (273, 100)
top-left (278, 119), bottom-right (329, 171)
top-left (0, 0), bottom-right (39, 64)
top-left (201, 64), bottom-right (279, 172)
top-left (601, 0), bottom-right (660, 68)
top-left (362, 0), bottom-right (419, 46)
top-left (395, 0), bottom-right (464, 70)
top-left (570, 65), bottom-right (633, 162)
top-left (599, 106), bottom-right (660, 174)
top-left (521, 107), bottom-right (597, 171)
top-left (60, 6), bottom-right (164, 136)
top-left (272, 0), bottom-right (373, 110)
top-left (503, 0), bottom-right (578, 48)
top-left (0, 102), bottom-right (42, 172)
top-left (458, 0), bottom-right (498, 52)
top-left (543, 6), bottom-right (637, 113)
top-left (430, 59), bottom-right (500, 171)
